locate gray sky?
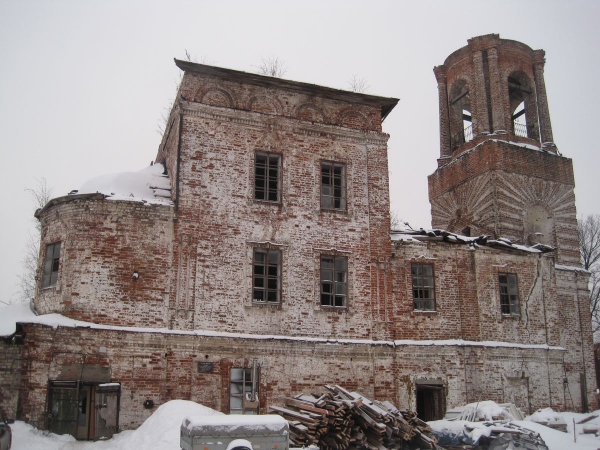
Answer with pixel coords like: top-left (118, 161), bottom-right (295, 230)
top-left (1, 0), bottom-right (599, 302)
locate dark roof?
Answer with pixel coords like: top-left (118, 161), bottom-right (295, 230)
top-left (174, 59), bottom-right (399, 122)
top-left (391, 229), bottom-right (555, 254)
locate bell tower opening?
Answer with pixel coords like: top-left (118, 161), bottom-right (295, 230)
top-left (508, 72), bottom-right (539, 141)
top-left (449, 79), bottom-right (472, 150)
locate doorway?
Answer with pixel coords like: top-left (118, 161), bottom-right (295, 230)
top-left (416, 381), bottom-right (446, 421)
top-left (47, 381), bottom-right (120, 440)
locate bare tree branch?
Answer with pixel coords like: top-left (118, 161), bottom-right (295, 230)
top-left (579, 214), bottom-right (600, 340)
top-left (255, 57), bottom-right (287, 78)
top-left (15, 178), bottom-right (53, 304)
top-left (347, 75), bottom-right (370, 93)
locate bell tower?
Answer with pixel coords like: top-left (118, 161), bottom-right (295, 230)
top-left (428, 34), bottom-right (580, 264)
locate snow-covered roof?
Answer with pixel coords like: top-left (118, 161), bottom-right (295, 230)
top-left (0, 304), bottom-right (564, 352)
top-left (392, 228), bottom-right (555, 254)
top-left (76, 162), bottom-right (173, 206)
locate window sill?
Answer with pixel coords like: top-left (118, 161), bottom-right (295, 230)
top-left (412, 310), bottom-right (437, 315)
top-left (318, 305), bottom-right (349, 313)
top-left (320, 207), bottom-right (348, 214)
top-left (40, 285), bottom-right (57, 291)
top-left (254, 199), bottom-right (282, 206)
top-left (248, 302), bottom-right (282, 310)
top-left (501, 313), bottom-right (520, 319)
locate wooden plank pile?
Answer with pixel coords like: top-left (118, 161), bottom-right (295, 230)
top-left (269, 385), bottom-right (438, 450)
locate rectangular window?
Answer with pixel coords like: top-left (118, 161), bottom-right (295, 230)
top-left (42, 242), bottom-right (61, 288)
top-left (412, 263), bottom-right (435, 311)
top-left (255, 152), bottom-right (281, 202)
top-left (320, 255), bottom-right (348, 307)
top-left (499, 273), bottom-right (520, 315)
top-left (321, 162), bottom-right (346, 210)
top-left (230, 366), bottom-right (259, 415)
top-left (253, 248), bottom-right (281, 304)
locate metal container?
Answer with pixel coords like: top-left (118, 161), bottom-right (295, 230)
top-left (180, 415), bottom-right (289, 450)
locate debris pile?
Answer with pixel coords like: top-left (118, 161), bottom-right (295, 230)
top-left (269, 384), bottom-right (437, 450)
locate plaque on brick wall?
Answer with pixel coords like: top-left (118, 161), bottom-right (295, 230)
top-left (197, 362), bottom-right (214, 373)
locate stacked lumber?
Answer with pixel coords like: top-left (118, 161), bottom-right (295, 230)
top-left (269, 385), bottom-right (437, 450)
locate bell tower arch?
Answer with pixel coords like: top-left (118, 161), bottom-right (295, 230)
top-left (428, 34), bottom-right (579, 264)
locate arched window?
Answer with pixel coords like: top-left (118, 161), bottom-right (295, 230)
top-left (449, 80), bottom-right (472, 149)
top-left (508, 72), bottom-right (539, 140)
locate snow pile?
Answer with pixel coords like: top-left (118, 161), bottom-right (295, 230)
top-left (429, 419), bottom-right (494, 446)
top-left (10, 399), bottom-right (222, 450)
top-left (0, 303), bottom-right (36, 337)
top-left (451, 401), bottom-right (516, 422)
top-left (527, 407), bottom-right (565, 425)
top-left (78, 163), bottom-right (172, 205)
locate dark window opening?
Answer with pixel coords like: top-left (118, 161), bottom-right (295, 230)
top-left (253, 248), bottom-right (281, 304)
top-left (449, 80), bottom-right (471, 149)
top-left (412, 263), bottom-right (435, 311)
top-left (499, 273), bottom-right (520, 315)
top-left (42, 242), bottom-right (61, 288)
top-left (508, 74), bottom-right (538, 140)
top-left (416, 384), bottom-right (445, 421)
top-left (320, 255), bottom-right (348, 307)
top-left (321, 162), bottom-right (346, 210)
top-left (254, 152), bottom-right (281, 202)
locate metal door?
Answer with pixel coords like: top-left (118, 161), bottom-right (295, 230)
top-left (93, 385), bottom-right (120, 439)
top-left (48, 381), bottom-right (79, 436)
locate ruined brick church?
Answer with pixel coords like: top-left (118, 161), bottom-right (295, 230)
top-left (1, 34), bottom-right (595, 439)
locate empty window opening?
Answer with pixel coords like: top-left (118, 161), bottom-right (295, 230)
top-left (499, 273), bottom-right (520, 316)
top-left (230, 363), bottom-right (259, 415)
top-left (320, 255), bottom-right (348, 307)
top-left (254, 152), bottom-right (281, 202)
top-left (412, 263), bottom-right (435, 311)
top-left (508, 74), bottom-right (538, 140)
top-left (253, 248), bottom-right (281, 304)
top-left (416, 383), bottom-right (445, 421)
top-left (42, 242), bottom-right (61, 288)
top-left (321, 162), bottom-right (346, 210)
top-left (449, 80), bottom-right (471, 149)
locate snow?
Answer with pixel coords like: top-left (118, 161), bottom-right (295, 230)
top-left (431, 407), bottom-right (600, 450)
top-left (77, 163), bottom-right (173, 206)
top-left (10, 399), bottom-right (222, 450)
top-left (391, 228), bottom-right (550, 255)
top-left (556, 264), bottom-right (590, 274)
top-left (182, 414), bottom-right (287, 436)
top-left (0, 304), bottom-right (565, 351)
top-left (10, 404), bottom-right (600, 450)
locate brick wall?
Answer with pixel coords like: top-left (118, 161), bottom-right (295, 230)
top-left (428, 141), bottom-right (580, 265)
top-left (35, 197), bottom-right (174, 327)
top-left (153, 68), bottom-right (393, 338)
top-left (11, 322), bottom-right (581, 431)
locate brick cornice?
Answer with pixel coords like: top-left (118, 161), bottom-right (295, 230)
top-left (181, 104), bottom-right (391, 145)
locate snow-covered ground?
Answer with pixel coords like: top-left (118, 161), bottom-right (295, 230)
top-left (430, 405), bottom-right (600, 450)
top-left (8, 400), bottom-right (600, 450)
top-left (9, 400), bottom-right (222, 450)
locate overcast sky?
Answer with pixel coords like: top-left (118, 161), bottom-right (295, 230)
top-left (1, 0), bottom-right (599, 302)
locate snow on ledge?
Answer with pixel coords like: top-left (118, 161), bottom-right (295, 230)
top-left (555, 264), bottom-right (590, 274)
top-left (77, 163), bottom-right (173, 206)
top-left (0, 305), bottom-right (564, 352)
